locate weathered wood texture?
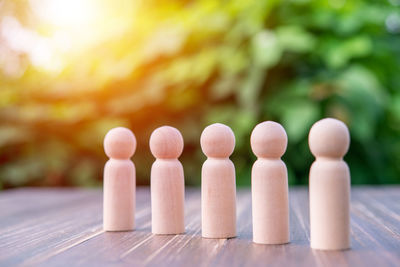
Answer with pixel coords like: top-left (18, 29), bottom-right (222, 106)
top-left (0, 187), bottom-right (399, 266)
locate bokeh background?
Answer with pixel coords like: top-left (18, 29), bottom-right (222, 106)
top-left (0, 0), bottom-right (399, 189)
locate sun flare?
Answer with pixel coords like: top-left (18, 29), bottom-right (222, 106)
top-left (15, 0), bottom-right (108, 72)
top-left (1, 0), bottom-right (138, 73)
top-left (30, 0), bottom-right (100, 30)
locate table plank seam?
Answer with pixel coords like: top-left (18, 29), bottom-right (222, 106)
top-left (120, 235), bottom-right (154, 259)
top-left (20, 227), bottom-right (104, 266)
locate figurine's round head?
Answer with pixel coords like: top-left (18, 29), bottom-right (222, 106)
top-left (251, 121), bottom-right (287, 158)
top-left (309, 118), bottom-right (350, 158)
top-left (200, 123), bottom-right (235, 158)
top-left (104, 127), bottom-right (136, 159)
top-left (150, 126), bottom-right (184, 159)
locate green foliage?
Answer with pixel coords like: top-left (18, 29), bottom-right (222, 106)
top-left (0, 0), bottom-right (399, 188)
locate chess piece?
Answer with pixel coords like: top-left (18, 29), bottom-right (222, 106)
top-left (309, 118), bottom-right (351, 250)
top-left (150, 126), bottom-right (185, 235)
top-left (103, 127), bottom-right (136, 231)
top-left (251, 121), bottom-right (289, 244)
top-left (200, 123), bottom-right (236, 238)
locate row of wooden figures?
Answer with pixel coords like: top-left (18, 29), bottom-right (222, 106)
top-left (103, 118), bottom-right (351, 251)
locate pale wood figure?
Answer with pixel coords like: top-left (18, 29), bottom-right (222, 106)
top-left (309, 118), bottom-right (351, 250)
top-left (200, 123), bottom-right (236, 239)
top-left (103, 127), bottom-right (136, 231)
top-left (251, 121), bottom-right (289, 244)
top-left (150, 126), bottom-right (185, 235)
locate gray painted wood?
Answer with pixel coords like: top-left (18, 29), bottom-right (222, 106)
top-left (0, 187), bottom-right (399, 266)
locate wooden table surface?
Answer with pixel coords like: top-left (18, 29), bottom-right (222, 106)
top-left (0, 187), bottom-right (399, 267)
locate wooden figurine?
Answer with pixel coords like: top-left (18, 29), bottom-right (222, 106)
top-left (200, 123), bottom-right (236, 239)
top-left (150, 126), bottom-right (185, 235)
top-left (250, 121), bottom-right (289, 244)
top-left (103, 127), bottom-right (136, 231)
top-left (309, 118), bottom-right (351, 250)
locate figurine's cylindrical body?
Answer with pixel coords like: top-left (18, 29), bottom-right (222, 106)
top-left (103, 159), bottom-right (136, 231)
top-left (308, 118), bottom-right (351, 250)
top-left (252, 159), bottom-right (289, 244)
top-left (309, 159), bottom-right (350, 250)
top-left (103, 127), bottom-right (136, 232)
top-left (201, 158), bottom-right (236, 238)
top-left (151, 159), bottom-right (185, 234)
top-left (150, 126), bottom-right (185, 235)
top-left (250, 121), bottom-right (289, 244)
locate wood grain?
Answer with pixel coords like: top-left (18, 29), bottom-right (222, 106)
top-left (0, 187), bottom-right (399, 266)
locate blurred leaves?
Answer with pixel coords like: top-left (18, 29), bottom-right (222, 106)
top-left (276, 26), bottom-right (316, 53)
top-left (337, 65), bottom-right (387, 141)
top-left (252, 31), bottom-right (282, 68)
top-left (0, 0), bottom-right (399, 188)
top-left (322, 36), bottom-right (372, 69)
